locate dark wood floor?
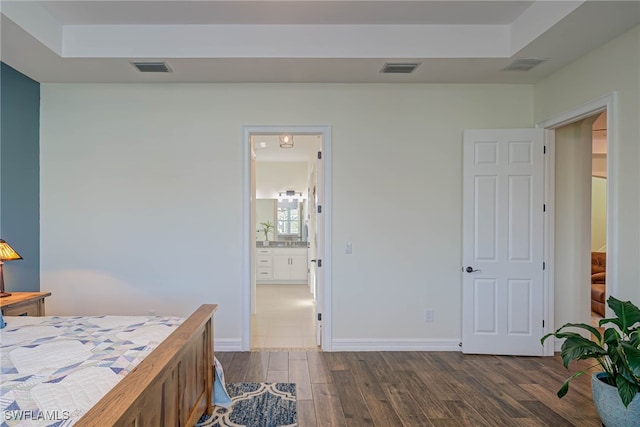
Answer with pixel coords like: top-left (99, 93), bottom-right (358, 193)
top-left (216, 351), bottom-right (601, 426)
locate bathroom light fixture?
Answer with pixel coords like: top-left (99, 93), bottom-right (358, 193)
top-left (279, 135), bottom-right (294, 148)
top-left (278, 190), bottom-right (303, 203)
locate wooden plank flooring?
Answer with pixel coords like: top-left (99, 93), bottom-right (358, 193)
top-left (215, 351), bottom-right (601, 426)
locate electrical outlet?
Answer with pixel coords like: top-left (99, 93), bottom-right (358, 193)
top-left (424, 309), bottom-right (434, 322)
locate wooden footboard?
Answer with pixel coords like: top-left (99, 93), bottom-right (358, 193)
top-left (75, 304), bottom-right (218, 427)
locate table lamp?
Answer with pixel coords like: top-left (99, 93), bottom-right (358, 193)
top-left (0, 239), bottom-right (23, 297)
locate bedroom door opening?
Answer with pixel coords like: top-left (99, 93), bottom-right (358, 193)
top-left (554, 111), bottom-right (608, 328)
top-left (538, 92), bottom-right (616, 355)
top-left (243, 126), bottom-right (332, 352)
top-left (590, 112), bottom-right (607, 326)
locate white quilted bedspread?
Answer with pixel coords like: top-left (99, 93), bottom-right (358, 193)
top-left (0, 315), bottom-right (183, 427)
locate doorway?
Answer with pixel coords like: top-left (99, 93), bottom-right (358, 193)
top-left (554, 111), bottom-right (607, 331)
top-left (242, 125), bottom-right (332, 352)
top-left (538, 93), bottom-right (616, 355)
top-left (253, 134), bottom-right (318, 350)
top-left (590, 112), bottom-right (607, 328)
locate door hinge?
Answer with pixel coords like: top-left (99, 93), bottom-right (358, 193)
top-left (317, 259), bottom-right (322, 267)
top-left (317, 313), bottom-right (322, 321)
top-left (543, 262), bottom-right (546, 270)
top-left (544, 145), bottom-right (546, 154)
top-left (543, 320), bottom-right (545, 327)
top-left (317, 151), bottom-right (322, 160)
top-left (543, 204), bottom-right (546, 212)
top-left (317, 205), bottom-right (322, 214)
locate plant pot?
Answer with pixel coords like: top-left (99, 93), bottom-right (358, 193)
top-left (591, 373), bottom-right (640, 427)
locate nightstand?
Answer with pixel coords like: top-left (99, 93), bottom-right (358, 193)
top-left (1, 292), bottom-right (51, 316)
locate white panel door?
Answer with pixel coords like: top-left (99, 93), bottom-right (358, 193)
top-left (462, 128), bottom-right (545, 356)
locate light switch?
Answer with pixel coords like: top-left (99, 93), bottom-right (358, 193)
top-left (345, 243), bottom-right (352, 254)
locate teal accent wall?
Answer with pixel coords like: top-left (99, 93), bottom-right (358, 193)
top-left (0, 62), bottom-right (40, 292)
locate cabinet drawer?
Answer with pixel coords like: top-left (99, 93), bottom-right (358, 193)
top-left (257, 248), bottom-right (272, 255)
top-left (257, 267), bottom-right (273, 279)
top-left (3, 301), bottom-right (40, 316)
top-left (257, 256), bottom-right (272, 266)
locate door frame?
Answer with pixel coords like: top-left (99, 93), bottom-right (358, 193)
top-left (537, 92), bottom-right (617, 355)
top-left (242, 125), bottom-right (333, 351)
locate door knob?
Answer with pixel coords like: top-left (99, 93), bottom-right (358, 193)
top-left (465, 266), bottom-right (481, 273)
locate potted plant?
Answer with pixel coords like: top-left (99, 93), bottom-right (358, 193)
top-left (259, 221), bottom-right (274, 242)
top-left (541, 296), bottom-right (640, 426)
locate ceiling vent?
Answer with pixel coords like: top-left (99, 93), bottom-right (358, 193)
top-left (502, 58), bottom-right (547, 71)
top-left (381, 63), bottom-right (421, 74)
top-left (131, 62), bottom-right (172, 73)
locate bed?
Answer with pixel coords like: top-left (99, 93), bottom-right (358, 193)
top-left (1, 304), bottom-right (217, 426)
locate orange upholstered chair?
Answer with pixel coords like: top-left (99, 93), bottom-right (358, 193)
top-left (591, 252), bottom-right (606, 316)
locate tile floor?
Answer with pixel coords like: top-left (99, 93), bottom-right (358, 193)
top-left (591, 310), bottom-right (604, 336)
top-left (251, 284), bottom-right (318, 350)
top-left (591, 311), bottom-right (603, 325)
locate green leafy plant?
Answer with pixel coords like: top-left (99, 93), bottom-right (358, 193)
top-left (541, 296), bottom-right (640, 407)
top-left (259, 221), bottom-right (274, 240)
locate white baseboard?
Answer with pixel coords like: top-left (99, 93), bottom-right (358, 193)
top-left (331, 338), bottom-right (461, 352)
top-left (555, 338), bottom-right (563, 352)
top-left (215, 338), bottom-right (552, 353)
top-left (215, 338), bottom-right (242, 352)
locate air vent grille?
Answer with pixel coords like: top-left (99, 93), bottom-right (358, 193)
top-left (131, 62), bottom-right (171, 73)
top-left (502, 58), bottom-right (547, 71)
top-left (381, 63), bottom-right (420, 74)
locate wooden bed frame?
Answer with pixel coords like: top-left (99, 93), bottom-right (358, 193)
top-left (75, 304), bottom-right (218, 427)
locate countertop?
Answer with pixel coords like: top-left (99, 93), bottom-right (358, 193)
top-left (256, 241), bottom-right (309, 248)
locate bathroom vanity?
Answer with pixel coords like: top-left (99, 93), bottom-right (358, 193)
top-left (256, 244), bottom-right (308, 284)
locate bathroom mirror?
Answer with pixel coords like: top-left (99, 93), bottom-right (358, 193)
top-left (255, 199), bottom-right (307, 242)
top-left (277, 199), bottom-right (301, 238)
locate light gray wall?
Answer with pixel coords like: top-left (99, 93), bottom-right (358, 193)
top-left (255, 199), bottom-right (275, 241)
top-left (255, 161), bottom-right (308, 199)
top-left (40, 83), bottom-right (533, 348)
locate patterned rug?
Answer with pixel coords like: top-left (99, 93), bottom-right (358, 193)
top-left (197, 383), bottom-right (297, 427)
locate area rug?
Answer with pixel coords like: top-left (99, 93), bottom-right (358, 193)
top-left (196, 383), bottom-right (297, 427)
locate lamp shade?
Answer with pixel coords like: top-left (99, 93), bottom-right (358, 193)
top-left (0, 239), bottom-right (22, 261)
